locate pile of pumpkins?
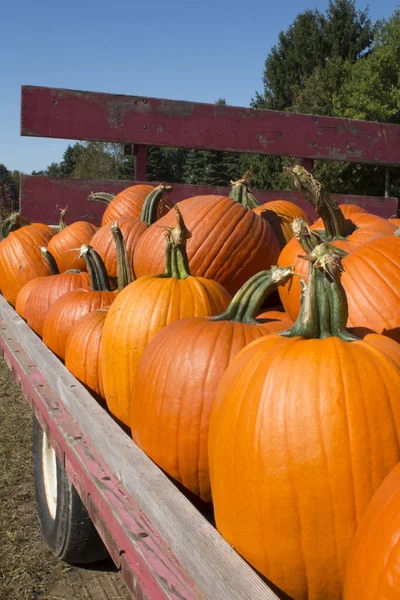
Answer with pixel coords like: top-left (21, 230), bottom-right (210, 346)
top-left (1, 166), bottom-right (400, 600)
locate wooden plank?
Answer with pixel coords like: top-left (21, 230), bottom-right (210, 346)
top-left (0, 296), bottom-right (280, 600)
top-left (135, 145), bottom-right (147, 180)
top-left (20, 175), bottom-right (398, 225)
top-left (21, 85), bottom-right (400, 166)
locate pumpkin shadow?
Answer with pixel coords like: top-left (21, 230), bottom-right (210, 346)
top-left (257, 209), bottom-right (287, 250)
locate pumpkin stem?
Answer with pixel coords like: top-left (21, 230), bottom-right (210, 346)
top-left (87, 192), bottom-right (115, 205)
top-left (79, 245), bottom-right (111, 291)
top-left (229, 171), bottom-right (261, 209)
top-left (111, 222), bottom-right (132, 292)
top-left (395, 227), bottom-right (400, 237)
top-left (212, 266), bottom-right (294, 323)
top-left (281, 243), bottom-right (358, 341)
top-left (39, 247), bottom-right (60, 275)
top-left (1, 213), bottom-right (31, 238)
top-left (286, 166), bottom-right (349, 241)
top-left (140, 184), bottom-right (173, 225)
top-left (292, 218), bottom-right (348, 258)
top-left (58, 206), bottom-right (68, 231)
top-left (159, 205), bottom-right (192, 279)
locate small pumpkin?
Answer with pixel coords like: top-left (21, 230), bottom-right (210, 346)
top-left (0, 223), bottom-right (55, 306)
top-left (102, 206), bottom-right (232, 428)
top-left (42, 245), bottom-right (116, 360)
top-left (344, 462), bottom-right (400, 600)
top-left (90, 185), bottom-right (171, 279)
top-left (130, 265), bottom-right (294, 502)
top-left (209, 245), bottom-right (400, 600)
top-left (15, 247), bottom-right (60, 319)
top-left (47, 207), bottom-right (98, 272)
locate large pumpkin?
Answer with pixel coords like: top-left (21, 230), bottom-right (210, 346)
top-left (209, 246), bottom-right (400, 600)
top-left (0, 223), bottom-right (55, 306)
top-left (102, 206), bottom-right (231, 428)
top-left (42, 246), bottom-right (116, 359)
top-left (15, 247), bottom-right (60, 319)
top-left (47, 208), bottom-right (97, 272)
top-left (344, 462), bottom-right (400, 600)
top-left (278, 167), bottom-right (396, 320)
top-left (90, 185), bottom-right (171, 279)
top-left (130, 265), bottom-right (294, 502)
top-left (133, 195), bottom-right (279, 295)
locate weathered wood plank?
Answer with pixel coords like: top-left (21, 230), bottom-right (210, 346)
top-left (0, 296), bottom-right (280, 600)
top-left (20, 175), bottom-right (398, 224)
top-left (21, 85), bottom-right (400, 165)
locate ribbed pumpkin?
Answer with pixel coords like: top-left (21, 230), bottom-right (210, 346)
top-left (229, 174), bottom-right (311, 249)
top-left (0, 223), bottom-right (55, 306)
top-left (15, 247), bottom-right (60, 319)
top-left (65, 308), bottom-right (109, 397)
top-left (90, 185), bottom-right (171, 279)
top-left (65, 224), bottom-right (132, 396)
top-left (344, 462), bottom-right (400, 600)
top-left (102, 206), bottom-right (232, 428)
top-left (209, 246), bottom-right (400, 600)
top-left (130, 265), bottom-right (294, 502)
top-left (47, 208), bottom-right (97, 272)
top-left (278, 167), bottom-right (397, 320)
top-left (133, 195), bottom-right (279, 296)
top-left (89, 183), bottom-right (172, 226)
top-left (42, 246), bottom-right (117, 360)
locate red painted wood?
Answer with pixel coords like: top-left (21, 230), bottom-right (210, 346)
top-left (20, 175), bottom-right (398, 225)
top-left (135, 145), bottom-right (147, 180)
top-left (21, 86), bottom-right (400, 166)
top-left (0, 317), bottom-right (203, 600)
top-left (299, 158), bottom-right (314, 171)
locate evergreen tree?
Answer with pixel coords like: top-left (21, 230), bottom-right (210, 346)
top-left (0, 164), bottom-right (18, 214)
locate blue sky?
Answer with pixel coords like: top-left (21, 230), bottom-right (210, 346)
top-left (1, 0), bottom-right (397, 174)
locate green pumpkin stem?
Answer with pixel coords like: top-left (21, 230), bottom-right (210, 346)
top-left (79, 245), bottom-right (111, 291)
top-left (2, 213), bottom-right (30, 238)
top-left (140, 184), bottom-right (173, 225)
top-left (286, 166), bottom-right (349, 241)
top-left (292, 218), bottom-right (348, 258)
top-left (58, 206), bottom-right (68, 231)
top-left (229, 171), bottom-right (261, 210)
top-left (212, 267), bottom-right (294, 323)
top-left (160, 205), bottom-right (192, 279)
top-left (87, 192), bottom-right (115, 205)
top-left (281, 243), bottom-right (358, 341)
top-left (111, 222), bottom-right (132, 292)
top-left (39, 247), bottom-right (60, 275)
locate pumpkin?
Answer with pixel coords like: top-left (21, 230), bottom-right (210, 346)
top-left (64, 224), bottom-right (131, 395)
top-left (130, 265), bottom-right (294, 502)
top-left (133, 195), bottom-right (279, 296)
top-left (229, 173), bottom-right (311, 248)
top-left (339, 203), bottom-right (369, 217)
top-left (88, 183), bottom-right (172, 226)
top-left (47, 207), bottom-right (97, 272)
top-left (389, 217), bottom-right (400, 228)
top-left (102, 206), bottom-right (232, 428)
top-left (65, 308), bottom-right (109, 397)
top-left (209, 245), bottom-right (400, 600)
top-left (344, 462), bottom-right (400, 600)
top-left (15, 247), bottom-right (60, 319)
top-left (42, 246), bottom-right (116, 359)
top-left (278, 167), bottom-right (397, 320)
top-left (90, 185), bottom-right (171, 279)
top-left (0, 223), bottom-right (55, 306)
top-left (257, 308), bottom-right (293, 324)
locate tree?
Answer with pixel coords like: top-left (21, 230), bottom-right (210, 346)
top-left (0, 164), bottom-right (18, 214)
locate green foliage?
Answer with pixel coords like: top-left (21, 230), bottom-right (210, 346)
top-left (147, 147), bottom-right (189, 183)
top-left (0, 164), bottom-right (19, 214)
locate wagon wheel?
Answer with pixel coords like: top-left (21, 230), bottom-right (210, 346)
top-left (32, 416), bottom-right (109, 564)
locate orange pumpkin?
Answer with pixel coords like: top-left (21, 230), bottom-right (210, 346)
top-left (102, 206), bottom-right (232, 428)
top-left (278, 168), bottom-right (396, 320)
top-left (133, 195), bottom-right (279, 296)
top-left (339, 203), bottom-right (369, 217)
top-left (42, 246), bottom-right (116, 359)
top-left (344, 462), bottom-right (400, 600)
top-left (47, 208), bottom-right (97, 272)
top-left (15, 247), bottom-right (60, 319)
top-left (0, 223), bottom-right (55, 306)
top-left (209, 247), bottom-right (400, 600)
top-left (130, 265), bottom-right (294, 502)
top-left (90, 185), bottom-right (171, 279)
top-left (389, 217), bottom-right (400, 228)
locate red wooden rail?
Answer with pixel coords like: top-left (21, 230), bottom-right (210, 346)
top-left (21, 86), bottom-right (400, 165)
top-left (20, 175), bottom-right (398, 225)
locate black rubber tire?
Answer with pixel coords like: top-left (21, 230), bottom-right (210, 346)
top-left (32, 416), bottom-right (109, 564)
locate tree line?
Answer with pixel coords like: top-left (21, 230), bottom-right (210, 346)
top-left (2, 0), bottom-right (400, 211)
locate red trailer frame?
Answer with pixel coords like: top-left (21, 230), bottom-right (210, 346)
top-left (3, 85), bottom-right (400, 599)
